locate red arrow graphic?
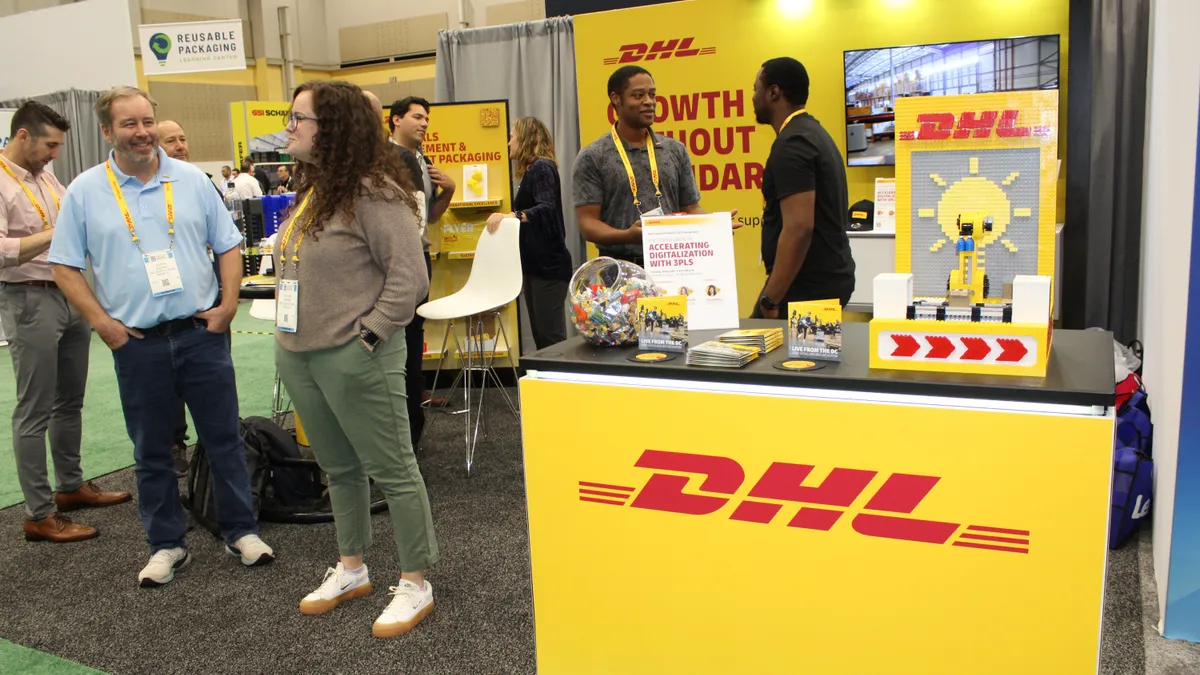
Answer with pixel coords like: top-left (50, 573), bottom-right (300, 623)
top-left (996, 338), bottom-right (1028, 362)
top-left (961, 337), bottom-right (990, 361)
top-left (890, 334), bottom-right (919, 357)
top-left (926, 336), bottom-right (954, 359)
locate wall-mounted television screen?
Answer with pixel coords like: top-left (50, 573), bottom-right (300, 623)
top-left (843, 35), bottom-right (1059, 167)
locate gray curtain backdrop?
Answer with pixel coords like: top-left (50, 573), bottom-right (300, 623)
top-left (1062, 0), bottom-right (1150, 343)
top-left (1, 89), bottom-right (108, 185)
top-left (434, 17), bottom-right (582, 354)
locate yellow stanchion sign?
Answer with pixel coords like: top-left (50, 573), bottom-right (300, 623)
top-left (425, 100), bottom-right (512, 258)
top-left (229, 101), bottom-right (292, 168)
top-left (521, 377), bottom-right (1113, 674)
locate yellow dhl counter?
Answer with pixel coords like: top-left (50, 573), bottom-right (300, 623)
top-left (518, 320), bottom-right (1116, 675)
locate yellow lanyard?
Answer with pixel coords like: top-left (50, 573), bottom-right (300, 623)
top-left (781, 108), bottom-right (807, 132)
top-left (0, 157), bottom-right (59, 230)
top-left (104, 161), bottom-right (174, 253)
top-left (279, 190), bottom-right (315, 269)
top-left (610, 125), bottom-right (660, 209)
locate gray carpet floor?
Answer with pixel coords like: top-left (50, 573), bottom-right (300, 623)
top-left (3, 389), bottom-right (1200, 674)
top-left (0, 398), bottom-right (536, 675)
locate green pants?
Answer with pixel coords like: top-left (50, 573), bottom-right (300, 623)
top-left (275, 331), bottom-right (438, 571)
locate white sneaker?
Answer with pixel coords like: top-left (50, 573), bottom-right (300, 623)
top-left (300, 562), bottom-right (373, 615)
top-left (225, 534), bottom-right (275, 566)
top-left (372, 579), bottom-right (434, 638)
top-left (138, 547), bottom-right (191, 588)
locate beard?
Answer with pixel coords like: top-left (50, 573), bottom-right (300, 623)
top-left (754, 106), bottom-right (771, 125)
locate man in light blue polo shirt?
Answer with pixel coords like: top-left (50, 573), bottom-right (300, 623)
top-left (48, 86), bottom-right (275, 587)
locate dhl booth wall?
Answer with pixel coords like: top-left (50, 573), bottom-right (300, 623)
top-left (573, 0), bottom-right (1069, 318)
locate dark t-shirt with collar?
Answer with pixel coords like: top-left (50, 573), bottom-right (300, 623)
top-left (761, 112), bottom-right (856, 302)
top-left (573, 126), bottom-right (701, 260)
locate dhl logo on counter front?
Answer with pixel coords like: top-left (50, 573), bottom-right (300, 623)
top-left (579, 450), bottom-right (1031, 554)
top-left (898, 109), bottom-right (1054, 142)
top-left (603, 37), bottom-right (716, 65)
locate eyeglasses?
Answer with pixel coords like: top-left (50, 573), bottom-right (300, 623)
top-left (284, 112), bottom-right (318, 129)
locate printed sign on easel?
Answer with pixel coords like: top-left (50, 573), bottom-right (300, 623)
top-left (641, 212), bottom-right (739, 331)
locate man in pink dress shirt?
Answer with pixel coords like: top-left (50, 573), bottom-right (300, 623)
top-left (0, 101), bottom-right (130, 544)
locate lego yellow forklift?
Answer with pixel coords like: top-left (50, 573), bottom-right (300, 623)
top-left (947, 212), bottom-right (993, 302)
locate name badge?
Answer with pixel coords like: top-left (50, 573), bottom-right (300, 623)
top-left (277, 279), bottom-right (298, 333)
top-left (641, 206), bottom-right (665, 218)
top-left (143, 251), bottom-right (184, 297)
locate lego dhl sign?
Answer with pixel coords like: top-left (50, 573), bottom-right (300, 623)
top-left (875, 331), bottom-right (1037, 366)
top-left (898, 109), bottom-right (1054, 141)
top-left (580, 450), bottom-right (1031, 554)
top-left (603, 37), bottom-right (716, 65)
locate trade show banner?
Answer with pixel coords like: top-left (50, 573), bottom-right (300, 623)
top-left (574, 3), bottom-right (773, 316)
top-left (229, 101), bottom-right (291, 168)
top-left (426, 100), bottom-right (512, 258)
top-left (1166, 97), bottom-right (1200, 641)
top-left (138, 20), bottom-right (246, 76)
top-left (641, 212), bottom-right (739, 330)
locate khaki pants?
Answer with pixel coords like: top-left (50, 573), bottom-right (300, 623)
top-left (275, 331), bottom-right (438, 571)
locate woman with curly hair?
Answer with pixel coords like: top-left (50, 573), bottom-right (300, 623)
top-left (486, 116), bottom-right (573, 349)
top-left (273, 80), bottom-right (437, 638)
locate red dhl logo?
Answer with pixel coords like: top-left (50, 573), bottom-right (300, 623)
top-left (603, 38), bottom-right (717, 65)
top-left (580, 450), bottom-right (1031, 554)
top-left (898, 110), bottom-right (1053, 141)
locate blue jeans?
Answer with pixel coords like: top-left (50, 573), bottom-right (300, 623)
top-left (112, 319), bottom-right (257, 553)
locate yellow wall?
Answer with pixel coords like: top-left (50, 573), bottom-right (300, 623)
top-left (573, 0), bottom-right (1069, 220)
top-left (335, 57), bottom-right (436, 87)
top-left (136, 55), bottom-right (332, 101)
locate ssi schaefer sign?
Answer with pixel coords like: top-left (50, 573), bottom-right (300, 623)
top-left (138, 20), bottom-right (246, 76)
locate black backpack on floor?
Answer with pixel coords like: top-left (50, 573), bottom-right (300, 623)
top-left (184, 416), bottom-right (319, 536)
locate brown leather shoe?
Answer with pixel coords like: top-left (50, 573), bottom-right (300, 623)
top-left (23, 513), bottom-right (99, 543)
top-left (54, 481), bottom-right (133, 511)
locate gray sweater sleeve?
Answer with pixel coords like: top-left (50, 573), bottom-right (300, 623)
top-left (357, 194), bottom-right (430, 341)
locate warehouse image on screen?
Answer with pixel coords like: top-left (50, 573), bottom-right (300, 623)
top-left (843, 35), bottom-right (1059, 167)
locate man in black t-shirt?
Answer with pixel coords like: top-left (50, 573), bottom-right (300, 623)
top-left (750, 57), bottom-right (855, 318)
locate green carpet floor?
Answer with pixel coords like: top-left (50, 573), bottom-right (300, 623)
top-left (0, 304), bottom-right (278, 510)
top-left (0, 639), bottom-right (101, 675)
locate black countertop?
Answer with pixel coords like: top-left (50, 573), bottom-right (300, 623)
top-left (521, 320), bottom-right (1116, 408)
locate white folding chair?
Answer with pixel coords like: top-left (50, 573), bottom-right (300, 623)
top-left (417, 217), bottom-right (522, 473)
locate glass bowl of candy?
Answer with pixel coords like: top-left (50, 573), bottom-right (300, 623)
top-left (566, 257), bottom-right (666, 347)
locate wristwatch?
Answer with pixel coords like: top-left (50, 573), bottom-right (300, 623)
top-left (759, 295), bottom-right (781, 312)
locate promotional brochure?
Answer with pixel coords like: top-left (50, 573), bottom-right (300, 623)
top-left (637, 295), bottom-right (688, 353)
top-left (787, 300), bottom-right (843, 361)
top-left (640, 212), bottom-right (739, 331)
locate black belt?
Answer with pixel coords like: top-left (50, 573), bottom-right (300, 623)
top-left (141, 317), bottom-right (206, 336)
top-left (4, 280), bottom-right (58, 290)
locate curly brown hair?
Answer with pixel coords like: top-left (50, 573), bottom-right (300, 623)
top-left (290, 80), bottom-right (419, 237)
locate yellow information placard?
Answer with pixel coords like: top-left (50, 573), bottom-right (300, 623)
top-left (425, 100), bottom-right (512, 258)
top-left (521, 377), bottom-right (1113, 675)
top-left (229, 101), bottom-right (292, 167)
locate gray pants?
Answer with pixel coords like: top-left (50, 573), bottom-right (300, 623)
top-left (523, 275), bottom-right (569, 351)
top-left (0, 284), bottom-right (91, 520)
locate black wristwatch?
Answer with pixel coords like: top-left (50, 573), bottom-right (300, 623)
top-left (759, 295), bottom-right (781, 311)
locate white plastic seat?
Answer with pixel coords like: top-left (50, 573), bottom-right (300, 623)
top-left (417, 217), bottom-right (522, 473)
